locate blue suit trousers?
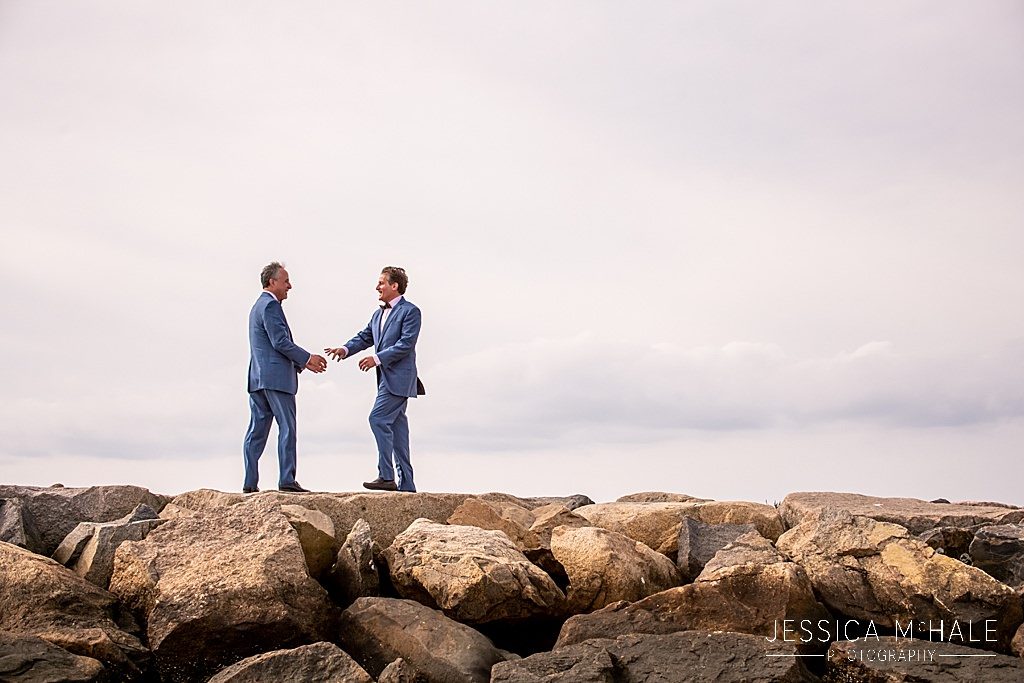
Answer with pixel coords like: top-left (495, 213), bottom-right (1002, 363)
top-left (243, 389), bottom-right (298, 489)
top-left (369, 385), bottom-right (415, 492)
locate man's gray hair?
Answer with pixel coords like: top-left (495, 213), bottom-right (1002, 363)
top-left (260, 261), bottom-right (285, 288)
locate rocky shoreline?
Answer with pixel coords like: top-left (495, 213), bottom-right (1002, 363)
top-left (2, 484), bottom-right (1023, 682)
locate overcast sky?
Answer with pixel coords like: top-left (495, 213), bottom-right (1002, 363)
top-left (2, 2), bottom-right (1022, 504)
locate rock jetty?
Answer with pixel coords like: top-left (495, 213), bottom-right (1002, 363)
top-left (1, 484), bottom-right (1023, 681)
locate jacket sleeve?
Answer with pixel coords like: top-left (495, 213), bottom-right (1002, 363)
top-left (343, 316), bottom-right (376, 355)
top-left (264, 301), bottom-right (312, 369)
top-left (377, 306), bottom-right (421, 368)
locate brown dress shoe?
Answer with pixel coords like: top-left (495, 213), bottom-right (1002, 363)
top-left (362, 478), bottom-right (398, 491)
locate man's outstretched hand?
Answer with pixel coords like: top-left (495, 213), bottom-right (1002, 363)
top-left (306, 354), bottom-right (328, 373)
top-left (324, 347), bottom-right (347, 362)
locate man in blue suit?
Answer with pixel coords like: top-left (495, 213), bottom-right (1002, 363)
top-left (326, 266), bottom-right (425, 492)
top-left (244, 262), bottom-right (327, 493)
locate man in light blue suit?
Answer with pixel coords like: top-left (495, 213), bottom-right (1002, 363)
top-left (326, 266), bottom-right (425, 492)
top-left (244, 262), bottom-right (327, 494)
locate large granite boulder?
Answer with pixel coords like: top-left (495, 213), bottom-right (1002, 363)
top-left (326, 518), bottom-right (380, 606)
top-left (826, 636), bottom-right (1024, 681)
top-left (279, 504), bottom-right (338, 580)
top-left (384, 519), bottom-right (566, 623)
top-left (528, 504), bottom-right (590, 546)
top-left (677, 517), bottom-right (759, 581)
top-left (206, 642), bottom-right (372, 683)
top-left (0, 631), bottom-right (107, 683)
top-left (51, 504), bottom-right (164, 589)
top-left (479, 493), bottom-right (594, 511)
top-left (616, 492), bottom-right (711, 503)
top-left (574, 500), bottom-right (785, 560)
top-left (781, 492), bottom-right (1024, 535)
top-left (0, 485), bottom-right (169, 556)
top-left (493, 631), bottom-right (818, 682)
top-left (556, 534), bottom-right (828, 650)
top-left (970, 524), bottom-right (1024, 588)
top-left (337, 597), bottom-right (513, 682)
top-left (549, 525), bottom-right (680, 613)
top-left (265, 492), bottom-right (474, 549)
top-left (447, 498), bottom-right (541, 550)
top-left (0, 542), bottom-right (149, 680)
top-left (777, 510), bottom-right (1023, 649)
top-left (108, 501), bottom-right (333, 682)
top-left (0, 498), bottom-right (43, 554)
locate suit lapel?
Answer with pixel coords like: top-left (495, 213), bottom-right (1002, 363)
top-left (372, 308), bottom-right (382, 349)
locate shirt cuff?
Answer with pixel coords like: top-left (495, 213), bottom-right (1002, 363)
top-left (372, 354), bottom-right (381, 366)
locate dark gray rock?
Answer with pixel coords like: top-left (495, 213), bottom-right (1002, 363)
top-left (676, 517), bottom-right (758, 581)
top-left (0, 631), bottom-right (107, 682)
top-left (206, 642), bottom-right (372, 683)
top-left (970, 524), bottom-right (1024, 588)
top-left (825, 636), bottom-right (1024, 682)
top-left (338, 597), bottom-right (511, 682)
top-left (0, 499), bottom-right (43, 555)
top-left (326, 518), bottom-right (380, 606)
top-left (493, 631), bottom-right (819, 682)
top-left (917, 526), bottom-right (976, 559)
top-left (0, 485), bottom-right (169, 555)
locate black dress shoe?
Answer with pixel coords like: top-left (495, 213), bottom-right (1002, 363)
top-left (278, 482), bottom-right (310, 493)
top-left (362, 478), bottom-right (398, 491)
top-left (242, 487), bottom-right (259, 494)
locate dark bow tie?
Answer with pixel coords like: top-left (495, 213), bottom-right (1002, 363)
top-left (380, 302), bottom-right (392, 310)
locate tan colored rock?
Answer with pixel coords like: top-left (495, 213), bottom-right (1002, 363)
top-left (206, 642), bottom-right (372, 683)
top-left (257, 492), bottom-right (474, 549)
top-left (0, 485), bottom-right (170, 555)
top-left (550, 525), bottom-right (681, 613)
top-left (280, 504), bottom-right (337, 579)
top-left (478, 492), bottom-right (594, 511)
top-left (528, 505), bottom-right (589, 547)
top-left (52, 504), bottom-right (164, 589)
top-left (157, 502), bottom-right (196, 520)
top-left (1012, 621), bottom-right (1024, 658)
top-left (447, 498), bottom-right (541, 550)
top-left (0, 542), bottom-right (149, 680)
top-left (777, 510), bottom-right (1023, 649)
top-left (781, 492), bottom-right (1024, 535)
top-left (698, 531), bottom-right (784, 579)
top-left (574, 500), bottom-right (784, 560)
top-left (556, 545), bottom-right (827, 650)
top-left (616, 492), bottom-right (711, 503)
top-left (384, 519), bottom-right (566, 623)
top-left (108, 501), bottom-right (333, 682)
top-left (0, 631), bottom-right (107, 683)
top-left (338, 597), bottom-right (513, 681)
top-left (168, 488), bottom-right (245, 511)
top-left (377, 657), bottom-right (422, 683)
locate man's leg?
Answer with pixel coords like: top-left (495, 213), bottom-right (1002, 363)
top-left (263, 389), bottom-right (298, 488)
top-left (242, 390), bottom-right (274, 490)
top-left (392, 408), bottom-right (415, 492)
top-left (368, 388), bottom-right (407, 482)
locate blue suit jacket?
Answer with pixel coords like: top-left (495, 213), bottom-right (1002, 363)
top-left (345, 297), bottom-right (424, 398)
top-left (248, 292), bottom-right (311, 395)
